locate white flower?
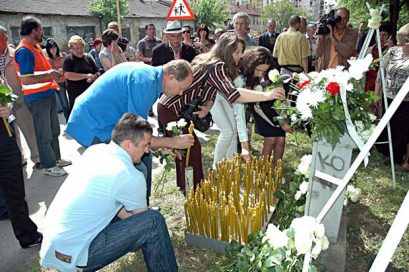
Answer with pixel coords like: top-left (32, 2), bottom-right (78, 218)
top-left (263, 224), bottom-right (289, 249)
top-left (308, 71), bottom-right (319, 80)
top-left (299, 181), bottom-right (309, 195)
top-left (296, 154), bottom-right (312, 177)
top-left (350, 187), bottom-right (361, 203)
top-left (177, 118), bottom-right (187, 128)
top-left (290, 216), bottom-right (317, 255)
top-left (346, 185), bottom-right (362, 203)
top-left (254, 84), bottom-right (263, 92)
top-left (297, 102), bottom-right (313, 120)
top-left (320, 236), bottom-right (330, 250)
top-left (166, 121), bottom-right (178, 131)
top-left (268, 69), bottom-right (281, 83)
top-left (348, 54), bottom-right (373, 80)
top-left (233, 76), bottom-right (246, 88)
top-left (369, 113), bottom-right (377, 122)
top-left (295, 191), bottom-right (302, 200)
top-left (290, 114), bottom-right (298, 122)
top-left (314, 223), bottom-right (325, 239)
top-left (311, 243), bottom-right (322, 259)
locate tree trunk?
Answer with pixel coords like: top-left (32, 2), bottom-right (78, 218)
top-left (389, 0), bottom-right (400, 43)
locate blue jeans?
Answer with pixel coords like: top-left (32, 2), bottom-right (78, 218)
top-left (81, 209), bottom-right (177, 272)
top-left (55, 84), bottom-right (69, 121)
top-left (26, 95), bottom-right (61, 168)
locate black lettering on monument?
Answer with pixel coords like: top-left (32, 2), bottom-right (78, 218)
top-left (331, 156), bottom-right (345, 171)
top-left (317, 152), bottom-right (346, 172)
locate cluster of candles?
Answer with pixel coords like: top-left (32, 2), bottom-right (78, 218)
top-left (185, 156), bottom-right (283, 244)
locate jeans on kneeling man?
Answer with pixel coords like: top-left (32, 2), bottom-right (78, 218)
top-left (80, 209), bottom-right (177, 272)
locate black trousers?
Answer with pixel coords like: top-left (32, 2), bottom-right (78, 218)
top-left (0, 131), bottom-right (39, 246)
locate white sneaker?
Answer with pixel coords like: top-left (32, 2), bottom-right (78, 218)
top-left (57, 159), bottom-right (72, 168)
top-left (43, 166), bottom-right (67, 177)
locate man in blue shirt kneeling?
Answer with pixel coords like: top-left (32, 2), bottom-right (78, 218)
top-left (40, 113), bottom-right (177, 272)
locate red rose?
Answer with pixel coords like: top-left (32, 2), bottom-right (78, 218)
top-left (296, 80), bottom-right (311, 90)
top-left (326, 82), bottom-right (340, 96)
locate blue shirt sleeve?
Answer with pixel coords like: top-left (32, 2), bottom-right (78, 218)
top-left (15, 48), bottom-right (35, 75)
top-left (112, 170), bottom-right (147, 211)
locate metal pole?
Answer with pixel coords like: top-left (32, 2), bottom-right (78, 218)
top-left (375, 29), bottom-right (396, 188)
top-left (116, 0), bottom-right (122, 35)
top-left (369, 191), bottom-right (409, 272)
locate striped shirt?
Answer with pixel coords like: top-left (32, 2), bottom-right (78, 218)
top-left (159, 61), bottom-right (240, 115)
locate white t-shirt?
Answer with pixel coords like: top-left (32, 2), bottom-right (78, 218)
top-left (40, 142), bottom-right (146, 272)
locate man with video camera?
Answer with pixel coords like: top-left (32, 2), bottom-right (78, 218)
top-left (316, 7), bottom-right (358, 71)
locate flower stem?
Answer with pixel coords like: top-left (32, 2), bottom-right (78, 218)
top-left (2, 117), bottom-right (12, 137)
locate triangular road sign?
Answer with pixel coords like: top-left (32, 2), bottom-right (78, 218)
top-left (167, 0), bottom-right (195, 21)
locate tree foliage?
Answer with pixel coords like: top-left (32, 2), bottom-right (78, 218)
top-left (191, 0), bottom-right (230, 29)
top-left (338, 0), bottom-right (409, 28)
top-left (262, 0), bottom-right (311, 31)
top-left (89, 0), bottom-right (129, 29)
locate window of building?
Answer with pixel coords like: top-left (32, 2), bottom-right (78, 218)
top-left (121, 27), bottom-right (131, 42)
top-left (10, 26), bottom-right (53, 45)
top-left (66, 26), bottom-right (96, 46)
top-left (10, 26), bottom-right (20, 46)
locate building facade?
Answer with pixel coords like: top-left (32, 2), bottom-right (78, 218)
top-left (0, 0), bottom-right (171, 49)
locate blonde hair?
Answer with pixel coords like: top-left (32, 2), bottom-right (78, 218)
top-left (68, 35), bottom-right (85, 48)
top-left (397, 23), bottom-right (409, 45)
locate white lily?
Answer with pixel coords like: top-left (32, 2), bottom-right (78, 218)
top-left (268, 69), bottom-right (281, 83)
top-left (314, 223), bottom-right (326, 239)
top-left (177, 118), bottom-right (187, 128)
top-left (263, 224), bottom-right (289, 249)
top-left (295, 191), bottom-right (302, 200)
top-left (166, 121), bottom-right (178, 131)
top-left (291, 216), bottom-right (317, 255)
top-left (299, 181), bottom-right (309, 195)
top-left (348, 54), bottom-right (373, 80)
top-left (296, 154), bottom-right (312, 177)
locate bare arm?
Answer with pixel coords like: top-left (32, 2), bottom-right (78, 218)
top-left (19, 70), bottom-right (60, 85)
top-left (136, 51), bottom-right (151, 64)
top-left (316, 35), bottom-right (325, 57)
top-left (64, 72), bottom-right (95, 81)
top-left (303, 57), bottom-right (308, 73)
top-left (151, 134), bottom-right (194, 150)
top-left (235, 87), bottom-right (284, 103)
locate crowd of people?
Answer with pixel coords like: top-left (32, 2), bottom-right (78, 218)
top-left (0, 7), bottom-right (408, 271)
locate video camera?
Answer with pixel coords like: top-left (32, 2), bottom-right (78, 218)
top-left (180, 97), bottom-right (213, 132)
top-left (316, 10), bottom-right (342, 35)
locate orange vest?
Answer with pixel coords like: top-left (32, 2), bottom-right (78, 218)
top-left (15, 38), bottom-right (58, 96)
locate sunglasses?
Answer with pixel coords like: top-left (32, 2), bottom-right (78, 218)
top-left (183, 31), bottom-right (191, 34)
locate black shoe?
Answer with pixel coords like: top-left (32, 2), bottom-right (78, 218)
top-left (21, 233), bottom-right (43, 249)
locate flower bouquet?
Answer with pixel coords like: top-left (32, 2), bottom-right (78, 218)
top-left (287, 55), bottom-right (378, 145)
top-left (223, 216), bottom-right (329, 272)
top-left (0, 79), bottom-right (16, 137)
